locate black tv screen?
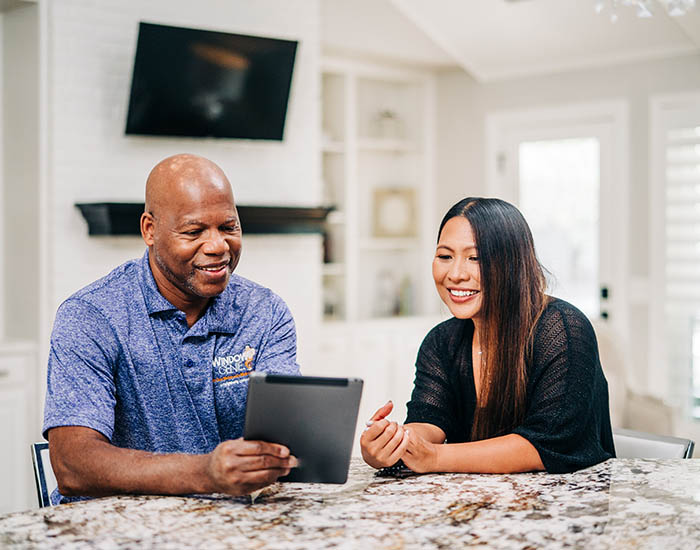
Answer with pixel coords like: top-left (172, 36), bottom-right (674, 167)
top-left (125, 22), bottom-right (298, 140)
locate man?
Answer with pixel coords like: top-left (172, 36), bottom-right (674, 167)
top-left (43, 154), bottom-right (299, 504)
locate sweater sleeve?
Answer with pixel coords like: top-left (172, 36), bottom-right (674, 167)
top-left (513, 301), bottom-right (615, 473)
top-left (405, 320), bottom-right (462, 441)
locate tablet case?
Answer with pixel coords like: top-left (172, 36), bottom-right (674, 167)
top-left (243, 373), bottom-right (363, 483)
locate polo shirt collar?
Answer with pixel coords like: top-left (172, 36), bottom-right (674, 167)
top-left (140, 250), bottom-right (177, 315)
top-left (139, 250), bottom-right (239, 335)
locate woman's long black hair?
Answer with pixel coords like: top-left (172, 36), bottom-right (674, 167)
top-left (438, 197), bottom-right (548, 440)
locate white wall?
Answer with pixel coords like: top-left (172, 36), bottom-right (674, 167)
top-left (43, 0), bottom-right (320, 309)
top-left (2, 3), bottom-right (39, 341)
top-left (435, 53), bottom-right (700, 395)
top-left (30, 0), bottom-right (323, 411)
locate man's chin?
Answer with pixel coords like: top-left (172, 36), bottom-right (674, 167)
top-left (189, 273), bottom-right (230, 298)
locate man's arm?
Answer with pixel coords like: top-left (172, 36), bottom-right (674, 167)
top-left (49, 426), bottom-right (297, 497)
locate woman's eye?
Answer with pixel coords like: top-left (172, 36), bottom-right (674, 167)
top-left (437, 254), bottom-right (451, 260)
top-left (469, 256), bottom-right (479, 262)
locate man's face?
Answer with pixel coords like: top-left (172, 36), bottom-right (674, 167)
top-left (145, 178), bottom-right (242, 304)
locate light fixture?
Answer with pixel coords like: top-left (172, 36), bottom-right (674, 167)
top-left (595, 0), bottom-right (696, 22)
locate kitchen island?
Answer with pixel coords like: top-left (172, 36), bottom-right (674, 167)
top-left (1, 458), bottom-right (699, 549)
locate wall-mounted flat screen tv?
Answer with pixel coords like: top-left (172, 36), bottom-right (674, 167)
top-left (125, 22), bottom-right (298, 140)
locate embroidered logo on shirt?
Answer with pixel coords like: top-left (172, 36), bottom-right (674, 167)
top-left (212, 346), bottom-right (256, 385)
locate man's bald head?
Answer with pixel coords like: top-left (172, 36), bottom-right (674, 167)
top-left (145, 153), bottom-right (232, 218)
top-left (140, 154), bottom-right (242, 320)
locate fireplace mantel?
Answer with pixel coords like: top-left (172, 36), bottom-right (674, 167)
top-left (75, 203), bottom-right (333, 235)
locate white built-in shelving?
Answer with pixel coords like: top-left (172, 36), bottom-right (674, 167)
top-left (320, 57), bottom-right (438, 322)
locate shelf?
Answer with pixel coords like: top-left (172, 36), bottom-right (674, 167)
top-left (76, 203), bottom-right (334, 236)
top-left (325, 210), bottom-right (346, 224)
top-left (322, 141), bottom-right (345, 154)
top-left (359, 238), bottom-right (419, 251)
top-left (357, 138), bottom-right (419, 153)
top-left (322, 263), bottom-right (345, 276)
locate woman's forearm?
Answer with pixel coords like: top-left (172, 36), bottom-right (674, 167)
top-left (434, 433), bottom-right (544, 473)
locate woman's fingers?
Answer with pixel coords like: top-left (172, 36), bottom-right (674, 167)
top-left (369, 400), bottom-right (394, 422)
top-left (386, 429), bottom-right (410, 465)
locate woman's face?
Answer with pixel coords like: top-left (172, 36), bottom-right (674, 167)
top-left (432, 216), bottom-right (482, 320)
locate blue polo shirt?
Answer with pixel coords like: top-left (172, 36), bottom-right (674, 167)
top-left (43, 250), bottom-right (300, 501)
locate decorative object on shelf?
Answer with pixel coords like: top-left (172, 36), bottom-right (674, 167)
top-left (398, 274), bottom-right (414, 317)
top-left (75, 203), bottom-right (333, 235)
top-left (323, 277), bottom-right (342, 319)
top-left (374, 269), bottom-right (400, 318)
top-left (373, 109), bottom-right (404, 139)
top-left (594, 0), bottom-right (695, 21)
top-left (372, 188), bottom-right (417, 238)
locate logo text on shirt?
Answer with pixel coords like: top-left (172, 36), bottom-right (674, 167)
top-left (212, 346), bottom-right (256, 385)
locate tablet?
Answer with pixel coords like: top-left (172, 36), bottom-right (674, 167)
top-left (243, 373), bottom-right (363, 483)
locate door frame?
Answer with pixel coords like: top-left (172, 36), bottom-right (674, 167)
top-left (485, 100), bottom-right (630, 352)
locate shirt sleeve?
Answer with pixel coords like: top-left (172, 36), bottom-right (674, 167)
top-left (404, 323), bottom-right (459, 440)
top-left (512, 304), bottom-right (615, 473)
top-left (42, 298), bottom-right (121, 441)
top-left (255, 293), bottom-right (301, 376)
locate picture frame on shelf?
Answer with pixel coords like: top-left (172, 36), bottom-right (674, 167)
top-left (372, 187), bottom-right (417, 238)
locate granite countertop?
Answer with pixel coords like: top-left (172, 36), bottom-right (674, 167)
top-left (2, 458), bottom-right (700, 549)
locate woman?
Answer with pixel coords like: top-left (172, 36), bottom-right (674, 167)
top-left (361, 197), bottom-right (615, 474)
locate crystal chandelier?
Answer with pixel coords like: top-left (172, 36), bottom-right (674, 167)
top-left (595, 0), bottom-right (696, 21)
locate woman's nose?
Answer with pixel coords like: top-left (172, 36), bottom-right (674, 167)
top-left (447, 260), bottom-right (470, 282)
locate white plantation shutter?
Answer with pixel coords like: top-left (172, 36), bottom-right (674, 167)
top-left (653, 95), bottom-right (700, 417)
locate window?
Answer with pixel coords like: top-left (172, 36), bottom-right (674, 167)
top-left (650, 93), bottom-right (700, 417)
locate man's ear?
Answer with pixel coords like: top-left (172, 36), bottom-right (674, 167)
top-left (141, 212), bottom-right (155, 246)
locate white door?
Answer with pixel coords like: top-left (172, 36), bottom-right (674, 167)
top-left (486, 103), bottom-right (628, 338)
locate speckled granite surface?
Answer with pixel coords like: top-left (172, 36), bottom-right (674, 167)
top-left (2, 458), bottom-right (699, 549)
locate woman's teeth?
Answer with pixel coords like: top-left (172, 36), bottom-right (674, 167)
top-left (450, 289), bottom-right (478, 297)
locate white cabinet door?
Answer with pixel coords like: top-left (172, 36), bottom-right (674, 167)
top-left (0, 386), bottom-right (33, 513)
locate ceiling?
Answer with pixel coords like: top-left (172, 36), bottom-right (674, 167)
top-left (322, 0), bottom-right (700, 82)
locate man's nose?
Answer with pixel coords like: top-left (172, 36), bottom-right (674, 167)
top-left (202, 231), bottom-right (227, 255)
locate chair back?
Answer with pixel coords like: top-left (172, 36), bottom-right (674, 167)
top-left (31, 442), bottom-right (58, 507)
top-left (613, 428), bottom-right (694, 459)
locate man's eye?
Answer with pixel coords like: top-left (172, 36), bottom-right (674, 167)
top-left (184, 229), bottom-right (202, 236)
top-left (222, 225), bottom-right (239, 232)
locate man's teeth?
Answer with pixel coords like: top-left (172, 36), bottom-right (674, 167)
top-left (200, 265), bottom-right (225, 272)
top-left (450, 289), bottom-right (478, 297)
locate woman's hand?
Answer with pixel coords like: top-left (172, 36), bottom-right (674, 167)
top-left (360, 401), bottom-right (410, 469)
top-left (401, 428), bottom-right (440, 473)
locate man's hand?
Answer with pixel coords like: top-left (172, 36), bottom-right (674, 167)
top-left (48, 426), bottom-right (298, 499)
top-left (360, 401), bottom-right (410, 469)
top-left (205, 438), bottom-right (298, 495)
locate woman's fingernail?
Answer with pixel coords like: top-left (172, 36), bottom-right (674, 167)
top-left (365, 420), bottom-right (374, 427)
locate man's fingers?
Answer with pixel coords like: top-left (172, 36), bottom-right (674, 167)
top-left (237, 454), bottom-right (298, 472)
top-left (228, 438), bottom-right (291, 458)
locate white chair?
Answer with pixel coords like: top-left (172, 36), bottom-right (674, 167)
top-left (613, 428), bottom-right (694, 459)
top-left (31, 442), bottom-right (58, 507)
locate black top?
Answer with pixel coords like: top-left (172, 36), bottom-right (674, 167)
top-left (405, 298), bottom-right (615, 473)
